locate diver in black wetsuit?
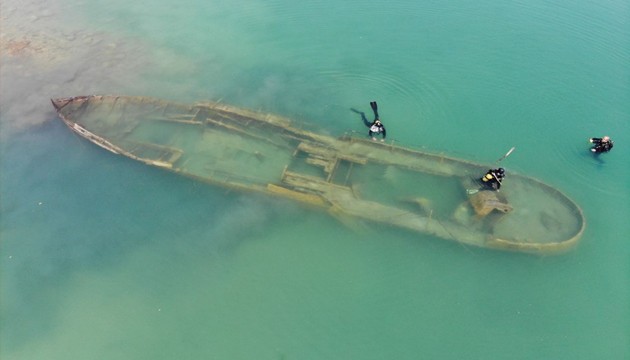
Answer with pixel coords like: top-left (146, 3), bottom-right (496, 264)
top-left (351, 101), bottom-right (387, 141)
top-left (368, 118), bottom-right (386, 141)
top-left (589, 136), bottom-right (613, 153)
top-left (367, 101), bottom-right (386, 141)
top-left (480, 167), bottom-right (505, 191)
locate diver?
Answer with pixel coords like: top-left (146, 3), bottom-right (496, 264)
top-left (350, 101), bottom-right (387, 141)
top-left (369, 119), bottom-right (386, 141)
top-left (367, 101), bottom-right (386, 141)
top-left (589, 136), bottom-right (613, 153)
top-left (480, 167), bottom-right (505, 191)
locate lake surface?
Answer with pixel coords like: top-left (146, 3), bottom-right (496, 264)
top-left (1, 0), bottom-right (628, 359)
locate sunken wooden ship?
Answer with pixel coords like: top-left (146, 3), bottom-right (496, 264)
top-left (52, 95), bottom-right (585, 254)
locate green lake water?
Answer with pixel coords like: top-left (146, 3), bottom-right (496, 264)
top-left (1, 0), bottom-right (629, 358)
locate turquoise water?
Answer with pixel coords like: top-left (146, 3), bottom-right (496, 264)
top-left (1, 0), bottom-right (628, 358)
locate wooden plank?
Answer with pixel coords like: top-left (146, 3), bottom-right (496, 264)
top-left (282, 170), bottom-right (352, 194)
top-left (298, 141), bottom-right (367, 165)
top-left (266, 184), bottom-right (328, 207)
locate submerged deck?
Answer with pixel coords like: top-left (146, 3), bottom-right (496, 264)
top-left (53, 95), bottom-right (586, 254)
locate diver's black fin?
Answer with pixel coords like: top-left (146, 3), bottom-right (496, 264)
top-left (370, 101), bottom-right (379, 119)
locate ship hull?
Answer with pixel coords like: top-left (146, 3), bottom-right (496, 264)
top-left (52, 95), bottom-right (585, 254)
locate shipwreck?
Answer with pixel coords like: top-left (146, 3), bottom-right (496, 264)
top-left (52, 95), bottom-right (585, 254)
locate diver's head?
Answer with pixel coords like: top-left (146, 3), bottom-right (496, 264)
top-left (603, 136), bottom-right (610, 142)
